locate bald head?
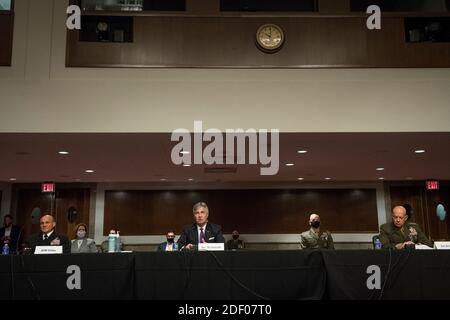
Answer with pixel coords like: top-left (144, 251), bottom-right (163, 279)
top-left (40, 214), bottom-right (56, 234)
top-left (392, 206), bottom-right (408, 228)
top-left (309, 214), bottom-right (321, 229)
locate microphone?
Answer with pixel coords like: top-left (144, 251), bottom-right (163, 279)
top-left (15, 226), bottom-right (23, 255)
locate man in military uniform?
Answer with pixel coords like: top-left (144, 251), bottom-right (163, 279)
top-left (226, 230), bottom-right (245, 250)
top-left (379, 205), bottom-right (432, 249)
top-left (300, 214), bottom-right (334, 249)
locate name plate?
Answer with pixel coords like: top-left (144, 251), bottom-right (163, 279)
top-left (434, 241), bottom-right (450, 250)
top-left (35, 246), bottom-right (63, 254)
top-left (198, 243), bottom-right (224, 251)
top-left (415, 244), bottom-right (433, 250)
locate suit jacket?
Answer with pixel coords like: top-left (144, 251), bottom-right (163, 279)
top-left (177, 223), bottom-right (225, 248)
top-left (26, 231), bottom-right (70, 254)
top-left (157, 241), bottom-right (179, 251)
top-left (0, 225), bottom-right (21, 253)
top-left (70, 238), bottom-right (98, 253)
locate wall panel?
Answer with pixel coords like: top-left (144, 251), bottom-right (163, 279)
top-left (103, 188), bottom-right (379, 235)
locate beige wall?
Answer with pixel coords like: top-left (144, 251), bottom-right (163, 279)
top-left (1, 0), bottom-right (450, 133)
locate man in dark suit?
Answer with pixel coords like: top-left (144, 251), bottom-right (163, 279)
top-left (26, 214), bottom-right (70, 254)
top-left (157, 231), bottom-right (179, 251)
top-left (0, 214), bottom-right (22, 254)
top-left (177, 202), bottom-right (225, 250)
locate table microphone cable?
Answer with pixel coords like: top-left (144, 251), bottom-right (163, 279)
top-left (207, 251), bottom-right (270, 300)
top-left (19, 253), bottom-right (41, 300)
top-left (378, 248), bottom-right (413, 300)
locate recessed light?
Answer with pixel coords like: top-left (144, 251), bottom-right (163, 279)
top-left (297, 150), bottom-right (308, 154)
top-left (85, 170), bottom-right (95, 173)
top-left (324, 177), bottom-right (331, 180)
top-left (188, 178), bottom-right (194, 181)
top-left (160, 178), bottom-right (167, 181)
top-left (58, 151), bottom-right (69, 155)
top-left (376, 167), bottom-right (385, 171)
top-left (9, 178), bottom-right (17, 181)
top-left (378, 177), bottom-right (385, 180)
top-left (180, 151), bottom-right (190, 155)
top-left (414, 149), bottom-right (425, 154)
top-left (297, 177), bottom-right (304, 181)
top-left (183, 164), bottom-right (191, 167)
top-left (286, 163), bottom-right (295, 167)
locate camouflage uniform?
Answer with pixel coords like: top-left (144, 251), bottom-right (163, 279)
top-left (379, 222), bottom-right (432, 249)
top-left (300, 229), bottom-right (334, 249)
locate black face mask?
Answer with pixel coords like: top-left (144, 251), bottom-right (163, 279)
top-left (232, 235), bottom-right (239, 240)
top-left (310, 221), bottom-right (320, 228)
top-left (167, 237), bottom-right (174, 244)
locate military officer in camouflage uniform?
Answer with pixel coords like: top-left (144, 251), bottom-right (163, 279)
top-left (379, 205), bottom-right (432, 249)
top-left (300, 214), bottom-right (334, 249)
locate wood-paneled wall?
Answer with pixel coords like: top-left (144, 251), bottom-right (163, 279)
top-left (0, 12), bottom-right (14, 66)
top-left (104, 188), bottom-right (378, 235)
top-left (390, 183), bottom-right (450, 241)
top-left (12, 185), bottom-right (91, 242)
top-left (67, 16), bottom-right (450, 68)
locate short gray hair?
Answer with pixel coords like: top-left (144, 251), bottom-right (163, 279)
top-left (193, 202), bottom-right (209, 213)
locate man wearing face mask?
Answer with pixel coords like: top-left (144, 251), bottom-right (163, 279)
top-left (157, 231), bottom-right (178, 251)
top-left (300, 214), bottom-right (334, 250)
top-left (226, 230), bottom-right (245, 250)
top-left (71, 223), bottom-right (98, 253)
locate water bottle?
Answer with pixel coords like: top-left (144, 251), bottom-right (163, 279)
top-left (2, 243), bottom-right (10, 255)
top-left (108, 231), bottom-right (116, 253)
top-left (374, 238), bottom-right (382, 250)
top-left (115, 231), bottom-right (121, 252)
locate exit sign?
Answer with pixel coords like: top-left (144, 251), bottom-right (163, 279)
top-left (426, 180), bottom-right (439, 190)
top-left (41, 182), bottom-right (55, 193)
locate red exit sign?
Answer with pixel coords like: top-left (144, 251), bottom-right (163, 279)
top-left (41, 182), bottom-right (55, 193)
top-left (426, 180), bottom-right (439, 190)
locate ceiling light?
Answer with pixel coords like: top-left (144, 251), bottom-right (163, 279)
top-left (414, 149), bottom-right (425, 154)
top-left (297, 150), bottom-right (308, 154)
top-left (9, 178), bottom-right (17, 181)
top-left (85, 170), bottom-right (95, 173)
top-left (160, 178), bottom-right (167, 181)
top-left (285, 163), bottom-right (295, 167)
top-left (297, 177), bottom-right (304, 181)
top-left (183, 164), bottom-right (191, 167)
top-left (58, 151), bottom-right (69, 155)
top-left (324, 177), bottom-right (331, 180)
top-left (376, 167), bottom-right (385, 171)
top-left (188, 178), bottom-right (194, 181)
top-left (378, 177), bottom-right (385, 180)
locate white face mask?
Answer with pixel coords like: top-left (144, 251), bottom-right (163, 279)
top-left (77, 230), bottom-right (86, 239)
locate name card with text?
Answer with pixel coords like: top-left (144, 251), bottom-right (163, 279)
top-left (35, 246), bottom-right (63, 254)
top-left (198, 243), bottom-right (225, 251)
top-left (434, 241), bottom-right (450, 250)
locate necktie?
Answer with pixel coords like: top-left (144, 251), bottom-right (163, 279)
top-left (43, 234), bottom-right (48, 240)
top-left (200, 228), bottom-right (205, 243)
